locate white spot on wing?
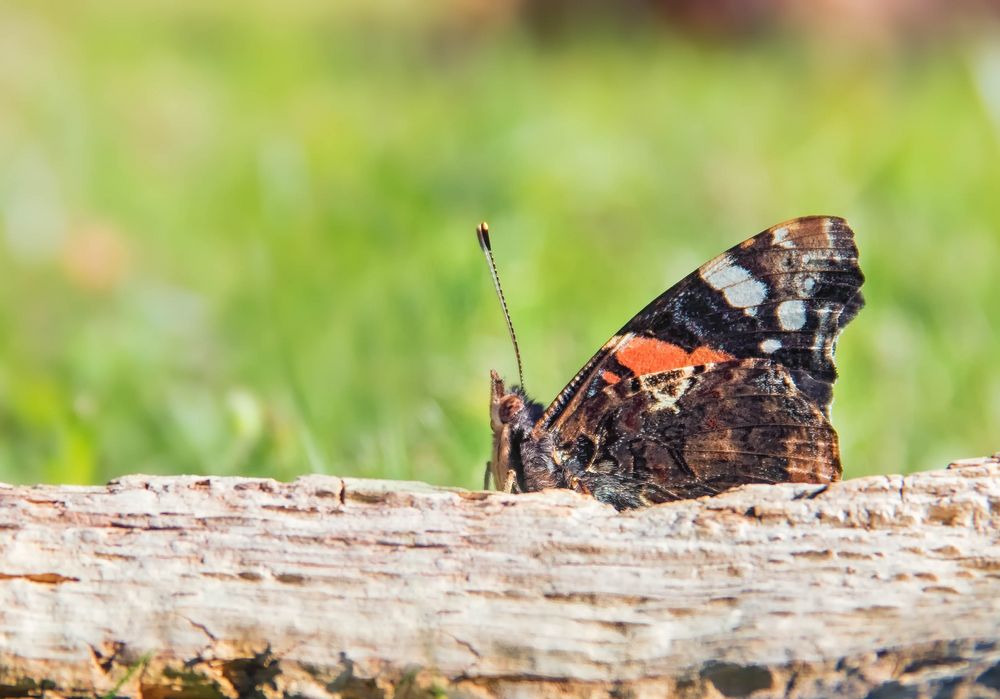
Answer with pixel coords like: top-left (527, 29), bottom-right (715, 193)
top-left (802, 276), bottom-right (816, 294)
top-left (777, 299), bottom-right (807, 331)
top-left (643, 373), bottom-right (692, 413)
top-left (700, 255), bottom-right (767, 310)
top-left (811, 306), bottom-right (836, 359)
top-left (723, 276), bottom-right (768, 311)
top-left (772, 226), bottom-right (795, 248)
top-left (821, 217), bottom-right (834, 245)
top-left (760, 338), bottom-right (782, 354)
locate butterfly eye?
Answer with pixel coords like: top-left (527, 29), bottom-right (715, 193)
top-left (498, 394), bottom-right (524, 424)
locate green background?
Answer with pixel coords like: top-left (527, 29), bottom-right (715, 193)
top-left (1, 1), bottom-right (998, 487)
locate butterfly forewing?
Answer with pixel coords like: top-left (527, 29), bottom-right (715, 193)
top-left (536, 216), bottom-right (864, 436)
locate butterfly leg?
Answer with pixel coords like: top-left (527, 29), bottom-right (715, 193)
top-left (502, 469), bottom-right (520, 494)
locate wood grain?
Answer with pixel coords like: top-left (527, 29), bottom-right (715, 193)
top-left (1, 456), bottom-right (999, 698)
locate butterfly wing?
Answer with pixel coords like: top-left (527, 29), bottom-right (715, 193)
top-left (535, 216), bottom-right (864, 438)
top-left (554, 359), bottom-right (841, 510)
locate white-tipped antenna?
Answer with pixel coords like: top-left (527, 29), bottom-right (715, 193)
top-left (477, 222), bottom-right (525, 391)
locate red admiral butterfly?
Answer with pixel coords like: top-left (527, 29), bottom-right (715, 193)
top-left (479, 217), bottom-right (864, 510)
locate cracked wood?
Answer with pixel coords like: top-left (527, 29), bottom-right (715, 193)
top-left (0, 457), bottom-right (999, 698)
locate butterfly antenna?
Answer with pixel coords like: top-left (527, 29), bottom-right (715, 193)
top-left (477, 222), bottom-right (526, 391)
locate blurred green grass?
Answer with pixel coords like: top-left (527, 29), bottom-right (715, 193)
top-left (0, 1), bottom-right (998, 488)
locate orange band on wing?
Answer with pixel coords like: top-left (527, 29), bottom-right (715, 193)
top-left (601, 370), bottom-right (621, 385)
top-left (614, 336), bottom-right (733, 376)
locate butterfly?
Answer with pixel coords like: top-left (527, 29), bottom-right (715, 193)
top-left (478, 216), bottom-right (864, 510)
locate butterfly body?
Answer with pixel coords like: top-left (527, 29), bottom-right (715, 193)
top-left (486, 216), bottom-right (864, 510)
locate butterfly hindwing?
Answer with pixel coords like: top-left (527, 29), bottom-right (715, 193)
top-left (554, 359), bottom-right (841, 510)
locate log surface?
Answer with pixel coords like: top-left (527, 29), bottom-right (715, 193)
top-left (1, 457), bottom-right (999, 698)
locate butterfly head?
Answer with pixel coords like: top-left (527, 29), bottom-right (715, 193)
top-left (486, 370), bottom-right (538, 492)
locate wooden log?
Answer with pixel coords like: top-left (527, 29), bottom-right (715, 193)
top-left (1, 456), bottom-right (999, 698)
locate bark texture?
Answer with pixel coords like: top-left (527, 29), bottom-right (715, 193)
top-left (0, 457), bottom-right (999, 698)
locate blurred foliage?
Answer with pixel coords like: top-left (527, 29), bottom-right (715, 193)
top-left (0, 0), bottom-right (998, 488)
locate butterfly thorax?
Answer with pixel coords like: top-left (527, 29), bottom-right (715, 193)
top-left (488, 370), bottom-right (562, 493)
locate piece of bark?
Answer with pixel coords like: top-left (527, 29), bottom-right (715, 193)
top-left (0, 456), bottom-right (999, 698)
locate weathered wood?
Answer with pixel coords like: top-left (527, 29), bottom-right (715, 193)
top-left (0, 457), bottom-right (999, 698)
